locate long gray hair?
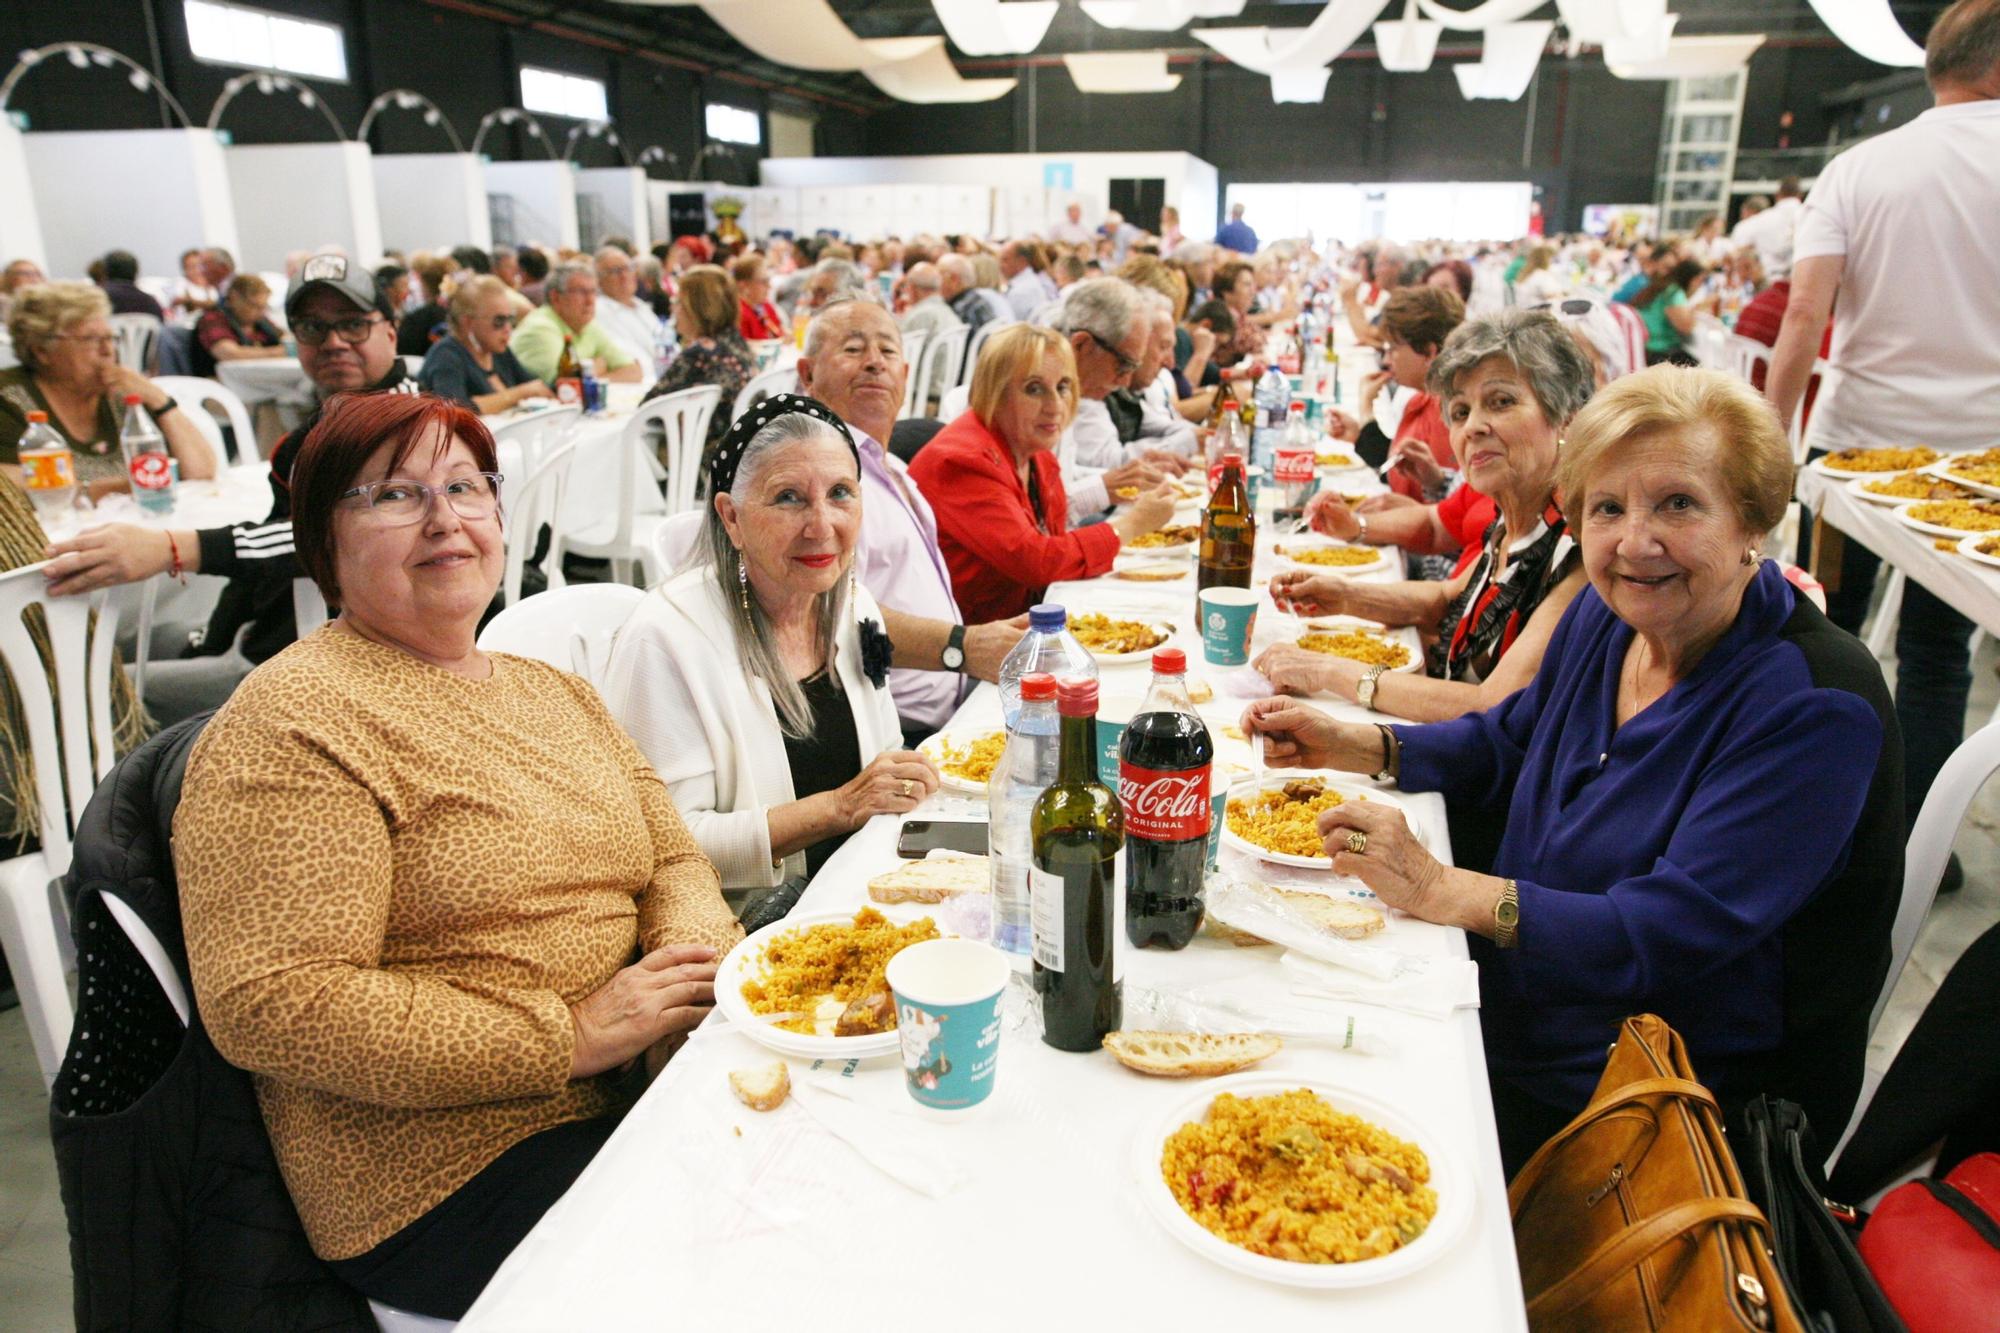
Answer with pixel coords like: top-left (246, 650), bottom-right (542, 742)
top-left (700, 412), bottom-right (857, 738)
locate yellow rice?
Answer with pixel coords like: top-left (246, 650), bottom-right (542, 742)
top-left (1282, 545), bottom-right (1380, 568)
top-left (936, 731), bottom-right (1006, 785)
top-left (1907, 499), bottom-right (2000, 533)
top-left (739, 908), bottom-right (938, 1035)
top-left (1297, 631), bottom-right (1412, 669)
top-left (1821, 445), bottom-right (1940, 473)
top-left (1225, 782), bottom-right (1354, 859)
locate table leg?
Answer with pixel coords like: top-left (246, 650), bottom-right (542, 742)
top-left (1810, 512), bottom-right (1845, 595)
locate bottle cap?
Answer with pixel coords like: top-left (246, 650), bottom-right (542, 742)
top-left (1152, 647), bottom-right (1187, 674)
top-left (1055, 676), bottom-right (1098, 717)
top-left (1221, 399), bottom-right (1239, 411)
top-left (1221, 452), bottom-right (1244, 467)
top-left (26, 411), bottom-right (46, 423)
top-left (1028, 603), bottom-right (1067, 633)
top-left (1290, 400), bottom-right (1306, 411)
top-left (123, 394), bottom-right (142, 405)
top-left (1019, 672), bottom-right (1057, 701)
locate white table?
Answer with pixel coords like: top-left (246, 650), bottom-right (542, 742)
top-left (217, 358), bottom-right (316, 430)
top-left (484, 405), bottom-right (668, 539)
top-left (462, 462), bottom-right (1526, 1331)
top-left (1796, 465), bottom-right (2000, 638)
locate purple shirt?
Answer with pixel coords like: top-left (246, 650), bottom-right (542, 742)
top-left (851, 425), bottom-right (965, 729)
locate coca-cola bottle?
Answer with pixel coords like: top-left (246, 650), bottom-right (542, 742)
top-left (1119, 647), bottom-right (1215, 950)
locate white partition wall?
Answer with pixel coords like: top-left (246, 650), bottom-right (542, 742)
top-left (22, 129), bottom-right (239, 280)
top-left (575, 167), bottom-right (651, 253)
top-left (745, 187), bottom-right (800, 238)
top-left (374, 153), bottom-right (490, 254)
top-left (227, 142), bottom-right (384, 272)
top-left (484, 160), bottom-right (579, 251)
top-left (0, 123), bottom-right (48, 271)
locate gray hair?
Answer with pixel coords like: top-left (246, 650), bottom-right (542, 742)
top-left (1170, 241), bottom-right (1214, 267)
top-left (698, 412), bottom-right (857, 738)
top-left (812, 256), bottom-right (863, 294)
top-left (446, 273), bottom-right (511, 328)
top-left (1053, 276), bottom-right (1142, 347)
top-left (802, 294), bottom-right (897, 361)
top-left (544, 261), bottom-right (594, 296)
top-left (1426, 308), bottom-right (1595, 428)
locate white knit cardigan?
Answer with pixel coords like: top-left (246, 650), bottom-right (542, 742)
top-left (601, 564), bottom-right (903, 889)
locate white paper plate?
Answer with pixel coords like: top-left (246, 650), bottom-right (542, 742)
top-left (1124, 531), bottom-right (1200, 559)
top-left (1956, 533), bottom-right (2000, 570)
top-left (1893, 500), bottom-right (2000, 540)
top-left (1808, 450), bottom-right (1941, 481)
top-left (1110, 556), bottom-right (1193, 583)
top-left (919, 728), bottom-right (1006, 796)
top-left (1314, 452), bottom-right (1368, 474)
top-left (1272, 542), bottom-right (1388, 576)
top-left (1293, 624), bottom-right (1423, 675)
top-left (1924, 457), bottom-right (2000, 501)
top-left (1218, 774), bottom-right (1417, 870)
top-left (1133, 1073), bottom-right (1474, 1289)
top-left (715, 910), bottom-right (947, 1061)
top-left (1846, 474), bottom-right (1967, 507)
top-left (1074, 620), bottom-right (1177, 665)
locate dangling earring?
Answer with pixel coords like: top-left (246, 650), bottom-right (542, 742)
top-left (737, 553), bottom-right (752, 612)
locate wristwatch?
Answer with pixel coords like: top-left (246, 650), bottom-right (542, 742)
top-left (1356, 662), bottom-right (1388, 710)
top-left (941, 623), bottom-right (967, 672)
top-left (1355, 512), bottom-right (1370, 542)
top-left (1495, 878), bottom-right (1520, 949)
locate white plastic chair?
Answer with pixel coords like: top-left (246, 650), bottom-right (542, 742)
top-left (0, 562), bottom-right (123, 1088)
top-left (112, 313), bottom-right (162, 373)
top-left (501, 438), bottom-right (580, 606)
top-left (906, 324), bottom-right (969, 420)
top-left (476, 584), bottom-right (645, 685)
top-left (641, 510), bottom-right (706, 587)
top-left (731, 362), bottom-right (799, 425)
top-left (292, 579), bottom-right (328, 636)
top-left (1825, 715), bottom-right (2000, 1175)
top-left (151, 375), bottom-right (261, 465)
top-left (1722, 334), bottom-right (1769, 386)
top-left (938, 383), bottom-right (970, 421)
top-left (487, 404), bottom-right (580, 477)
top-left (401, 354), bottom-right (424, 377)
top-left (642, 384), bottom-right (723, 517)
top-left (895, 328), bottom-right (930, 420)
top-left (566, 387), bottom-right (719, 585)
top-left (961, 318), bottom-right (1017, 385)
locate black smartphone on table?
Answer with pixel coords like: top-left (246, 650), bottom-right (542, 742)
top-left (895, 820), bottom-right (989, 859)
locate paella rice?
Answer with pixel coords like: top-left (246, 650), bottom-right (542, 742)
top-left (1225, 779), bottom-right (1355, 859)
top-left (1297, 631), bottom-right (1412, 669)
top-left (935, 731), bottom-right (1006, 785)
top-left (739, 908), bottom-right (939, 1036)
top-left (1941, 451), bottom-right (2000, 486)
top-left (1820, 445), bottom-right (1940, 473)
top-left (1316, 452), bottom-right (1360, 469)
top-left (1907, 499), bottom-right (2000, 533)
top-left (1862, 472), bottom-right (1977, 502)
top-left (1281, 545), bottom-right (1380, 568)
top-left (1071, 613), bottom-right (1169, 655)
top-left (1130, 524), bottom-right (1200, 549)
top-left (1163, 1088), bottom-right (1437, 1264)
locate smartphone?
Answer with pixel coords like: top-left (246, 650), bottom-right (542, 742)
top-left (896, 820), bottom-right (989, 859)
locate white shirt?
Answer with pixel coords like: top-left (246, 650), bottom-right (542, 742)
top-left (899, 295), bottom-right (963, 346)
top-left (1137, 369), bottom-right (1199, 457)
top-left (1004, 271), bottom-right (1044, 321)
top-left (1793, 99), bottom-right (2000, 454)
top-left (849, 425), bottom-right (966, 729)
top-left (595, 295), bottom-right (663, 374)
top-left (1733, 196), bottom-right (1803, 278)
top-left (1057, 398), bottom-right (1126, 524)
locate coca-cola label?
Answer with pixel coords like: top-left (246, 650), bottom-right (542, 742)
top-left (1118, 761), bottom-right (1213, 842)
top-left (1274, 448), bottom-right (1315, 484)
top-left (129, 451), bottom-right (173, 492)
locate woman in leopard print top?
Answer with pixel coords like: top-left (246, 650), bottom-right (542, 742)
top-left (174, 392), bottom-right (741, 1319)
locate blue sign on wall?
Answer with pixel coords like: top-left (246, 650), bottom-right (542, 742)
top-left (1042, 162), bottom-right (1074, 191)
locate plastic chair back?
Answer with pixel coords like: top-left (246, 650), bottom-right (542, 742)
top-left (732, 362), bottom-right (799, 425)
top-left (939, 383), bottom-right (971, 422)
top-left (152, 375), bottom-right (261, 464)
top-left (638, 385), bottom-right (723, 516)
top-left (476, 583), bottom-right (645, 685)
top-left (643, 510), bottom-right (707, 587)
top-left (502, 438), bottom-right (580, 606)
top-left (291, 579), bottom-right (329, 637)
top-left (962, 318), bottom-right (1017, 386)
top-left (1723, 334), bottom-right (1770, 385)
top-left (112, 313), bottom-right (161, 373)
top-left (896, 328), bottom-right (931, 419)
top-left (487, 404), bottom-right (580, 476)
top-left (907, 325), bottom-right (969, 421)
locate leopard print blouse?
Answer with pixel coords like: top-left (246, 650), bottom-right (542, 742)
top-left (174, 625), bottom-right (742, 1259)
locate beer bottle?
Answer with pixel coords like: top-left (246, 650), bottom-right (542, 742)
top-left (1030, 676), bottom-right (1123, 1052)
top-left (554, 336), bottom-right (583, 405)
top-left (1197, 451), bottom-right (1254, 593)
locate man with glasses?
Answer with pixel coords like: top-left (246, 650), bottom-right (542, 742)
top-left (590, 245), bottom-right (664, 372)
top-left (1050, 277), bottom-right (1183, 525)
top-left (510, 262), bottom-right (643, 387)
top-left (42, 254), bottom-right (420, 722)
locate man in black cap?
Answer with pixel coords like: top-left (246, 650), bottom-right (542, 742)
top-left (42, 254), bottom-right (421, 721)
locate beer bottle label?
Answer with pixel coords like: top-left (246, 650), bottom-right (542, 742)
top-left (1118, 761), bottom-right (1213, 842)
top-left (1029, 866), bottom-right (1064, 972)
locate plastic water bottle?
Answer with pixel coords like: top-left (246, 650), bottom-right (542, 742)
top-left (17, 412), bottom-right (76, 522)
top-left (1252, 363), bottom-right (1288, 473)
top-left (996, 603), bottom-right (1098, 730)
top-left (120, 395), bottom-right (175, 515)
top-left (988, 671), bottom-right (1061, 965)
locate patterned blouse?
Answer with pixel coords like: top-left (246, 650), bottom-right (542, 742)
top-left (641, 331), bottom-right (757, 481)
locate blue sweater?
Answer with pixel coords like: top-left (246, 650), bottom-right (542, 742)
top-left (1397, 562), bottom-right (1898, 1115)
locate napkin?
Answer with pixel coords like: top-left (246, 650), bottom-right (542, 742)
top-left (1280, 949), bottom-right (1480, 1021)
top-left (789, 1075), bottom-right (969, 1198)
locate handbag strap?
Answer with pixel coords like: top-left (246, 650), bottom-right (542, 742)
top-left (1511, 1078), bottom-right (1719, 1212)
top-left (1528, 1196), bottom-right (1770, 1322)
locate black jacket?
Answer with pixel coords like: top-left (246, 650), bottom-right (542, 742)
top-left (49, 714), bottom-right (374, 1331)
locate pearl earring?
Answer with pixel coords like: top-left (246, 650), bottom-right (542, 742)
top-left (737, 553), bottom-right (751, 612)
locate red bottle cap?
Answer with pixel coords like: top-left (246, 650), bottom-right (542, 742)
top-left (123, 394), bottom-right (143, 405)
top-left (1055, 676), bottom-right (1099, 717)
top-left (1221, 453), bottom-right (1244, 467)
top-left (1019, 672), bottom-right (1057, 701)
top-left (1152, 647), bottom-right (1187, 674)
top-left (1290, 400), bottom-right (1306, 410)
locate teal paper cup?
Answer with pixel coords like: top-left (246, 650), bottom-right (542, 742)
top-left (886, 939), bottom-right (1011, 1115)
top-left (1199, 587), bottom-right (1259, 666)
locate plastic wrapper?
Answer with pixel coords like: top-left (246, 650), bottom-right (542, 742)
top-left (1123, 979), bottom-right (1394, 1055)
top-left (1204, 872), bottom-right (1401, 978)
top-left (1278, 949), bottom-right (1479, 1021)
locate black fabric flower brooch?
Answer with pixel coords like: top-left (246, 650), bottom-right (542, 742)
top-left (859, 618), bottom-right (893, 690)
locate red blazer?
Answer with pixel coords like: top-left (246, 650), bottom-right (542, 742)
top-left (909, 410), bottom-right (1122, 623)
top-left (739, 300), bottom-right (784, 342)
top-left (1387, 390), bottom-right (1453, 501)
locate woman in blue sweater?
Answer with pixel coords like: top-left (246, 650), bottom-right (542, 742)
top-left (1244, 366), bottom-right (1904, 1173)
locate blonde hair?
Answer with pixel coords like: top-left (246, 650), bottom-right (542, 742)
top-left (969, 323), bottom-right (1079, 431)
top-left (676, 264), bottom-right (738, 339)
top-left (1556, 365), bottom-right (1793, 538)
top-left (7, 281), bottom-right (111, 371)
top-left (1117, 253), bottom-right (1188, 318)
top-left (446, 273), bottom-right (512, 327)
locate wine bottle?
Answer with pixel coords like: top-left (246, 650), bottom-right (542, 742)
top-left (1030, 676), bottom-right (1123, 1052)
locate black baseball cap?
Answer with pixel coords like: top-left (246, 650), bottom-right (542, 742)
top-left (285, 253), bottom-right (386, 320)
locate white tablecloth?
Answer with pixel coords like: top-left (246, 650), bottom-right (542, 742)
top-left (1796, 465), bottom-right (2000, 637)
top-left (486, 406), bottom-right (667, 538)
top-left (217, 358), bottom-right (316, 429)
top-left (461, 451), bottom-right (1526, 1330)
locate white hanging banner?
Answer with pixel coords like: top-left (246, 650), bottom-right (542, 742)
top-left (1453, 19), bottom-right (1553, 99)
top-left (1375, 0), bottom-right (1443, 70)
top-left (1271, 66), bottom-right (1335, 101)
top-left (1806, 0), bottom-right (1924, 66)
top-left (931, 0), bottom-right (1058, 56)
top-left (652, 0), bottom-right (935, 72)
top-left (1553, 0), bottom-right (1665, 44)
top-left (1063, 50), bottom-right (1183, 93)
top-left (1194, 0), bottom-right (1394, 76)
top-left (1602, 13), bottom-right (1678, 63)
top-left (1414, 0), bottom-right (1551, 30)
top-left (866, 42), bottom-right (1019, 101)
top-left (1081, 0), bottom-right (1248, 31)
top-left (1606, 32), bottom-right (1766, 79)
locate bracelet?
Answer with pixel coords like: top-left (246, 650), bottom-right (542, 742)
top-left (148, 396), bottom-right (180, 419)
top-left (1372, 722), bottom-right (1400, 783)
top-left (1355, 512), bottom-right (1370, 542)
top-left (165, 531), bottom-right (186, 584)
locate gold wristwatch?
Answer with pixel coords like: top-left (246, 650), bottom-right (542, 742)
top-left (1495, 878), bottom-right (1520, 949)
top-left (1356, 662), bottom-right (1389, 710)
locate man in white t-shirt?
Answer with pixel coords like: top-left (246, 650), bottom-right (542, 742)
top-left (1769, 0), bottom-right (2000, 839)
top-left (592, 246), bottom-right (664, 372)
top-left (1733, 179), bottom-right (1804, 277)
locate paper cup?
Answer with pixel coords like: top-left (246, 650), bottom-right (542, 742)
top-left (886, 939), bottom-right (1011, 1115)
top-left (1096, 693), bottom-right (1143, 787)
top-left (1199, 587), bottom-right (1259, 666)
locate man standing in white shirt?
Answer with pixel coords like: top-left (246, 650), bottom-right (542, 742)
top-left (897, 262), bottom-right (964, 345)
top-left (592, 246), bottom-right (664, 374)
top-left (1049, 278), bottom-right (1182, 523)
top-left (795, 298), bottom-right (1026, 740)
top-left (1051, 201), bottom-right (1093, 246)
top-left (1769, 0), bottom-right (2000, 842)
top-left (1733, 178), bottom-right (1805, 278)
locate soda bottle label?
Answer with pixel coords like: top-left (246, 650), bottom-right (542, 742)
top-left (556, 377), bottom-right (583, 406)
top-left (129, 451), bottom-right (173, 492)
top-left (1029, 865), bottom-right (1064, 972)
top-left (23, 449), bottom-right (74, 490)
top-left (1273, 447), bottom-right (1315, 486)
top-left (1117, 761), bottom-right (1213, 842)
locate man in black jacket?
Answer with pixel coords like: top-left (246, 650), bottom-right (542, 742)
top-left (41, 255), bottom-right (420, 721)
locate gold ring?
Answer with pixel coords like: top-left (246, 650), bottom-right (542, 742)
top-left (900, 778), bottom-right (913, 798)
top-left (1345, 830), bottom-right (1368, 856)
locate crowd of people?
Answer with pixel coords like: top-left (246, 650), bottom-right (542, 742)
top-left (7, 0), bottom-right (1998, 1319)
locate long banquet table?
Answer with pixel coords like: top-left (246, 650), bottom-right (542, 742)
top-left (462, 451), bottom-right (1528, 1330)
top-left (1796, 464), bottom-right (2000, 639)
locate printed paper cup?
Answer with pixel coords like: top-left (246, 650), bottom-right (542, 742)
top-left (885, 939), bottom-right (1011, 1116)
top-left (1199, 587), bottom-right (1259, 666)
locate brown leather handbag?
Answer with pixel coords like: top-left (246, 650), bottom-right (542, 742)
top-left (1507, 1014), bottom-right (1803, 1331)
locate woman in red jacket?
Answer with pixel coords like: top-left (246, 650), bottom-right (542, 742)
top-left (909, 324), bottom-right (1178, 623)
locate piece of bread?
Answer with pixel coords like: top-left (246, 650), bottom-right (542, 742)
top-left (728, 1061), bottom-right (791, 1111)
top-left (1103, 1030), bottom-right (1283, 1077)
top-left (1200, 916), bottom-right (1275, 948)
top-left (1185, 675), bottom-right (1214, 704)
top-left (1275, 888), bottom-right (1386, 939)
top-left (868, 857), bottom-right (988, 904)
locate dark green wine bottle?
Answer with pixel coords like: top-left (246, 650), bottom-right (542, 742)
top-left (1030, 676), bottom-right (1123, 1052)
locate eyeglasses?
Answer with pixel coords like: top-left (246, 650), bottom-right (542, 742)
top-left (293, 313), bottom-right (386, 347)
top-left (340, 472), bottom-right (504, 525)
top-left (479, 313), bottom-right (517, 329)
top-left (1086, 329), bottom-right (1139, 376)
top-left (52, 333), bottom-right (117, 350)
top-left (1532, 299), bottom-right (1599, 316)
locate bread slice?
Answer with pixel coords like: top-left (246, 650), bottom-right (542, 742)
top-left (1276, 888), bottom-right (1386, 940)
top-left (868, 857), bottom-right (989, 904)
top-left (1185, 675), bottom-right (1214, 704)
top-left (1103, 1030), bottom-right (1283, 1077)
top-left (728, 1061), bottom-right (791, 1112)
top-left (1114, 567), bottom-right (1187, 583)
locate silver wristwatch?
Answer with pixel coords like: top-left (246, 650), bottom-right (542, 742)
top-left (1356, 663), bottom-right (1389, 711)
